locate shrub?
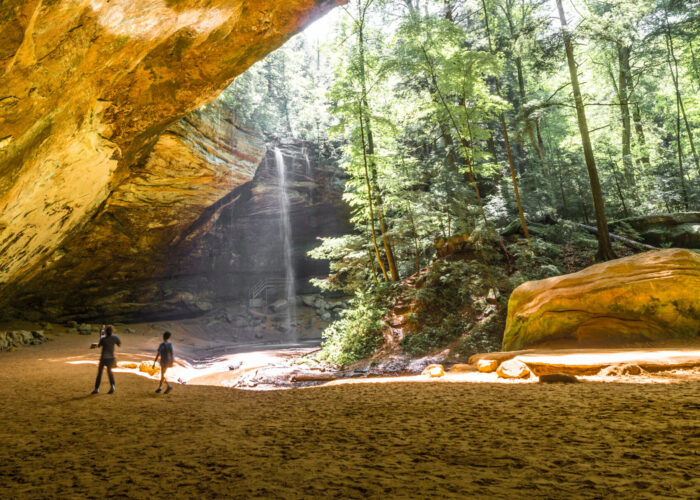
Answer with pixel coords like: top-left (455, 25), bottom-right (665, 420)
top-left (316, 289), bottom-right (389, 367)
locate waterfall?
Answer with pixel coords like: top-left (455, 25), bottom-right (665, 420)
top-left (302, 147), bottom-right (312, 176)
top-left (274, 148), bottom-right (296, 339)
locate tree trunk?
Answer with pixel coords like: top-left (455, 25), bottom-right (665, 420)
top-left (357, 9), bottom-right (399, 281)
top-left (675, 92), bottom-right (689, 209)
top-left (617, 44), bottom-right (635, 187)
top-left (664, 8), bottom-right (700, 176)
top-left (358, 106), bottom-right (389, 282)
top-left (609, 156), bottom-right (630, 218)
top-left (631, 102), bottom-right (650, 169)
top-left (556, 0), bottom-right (615, 261)
top-left (480, 0), bottom-right (530, 242)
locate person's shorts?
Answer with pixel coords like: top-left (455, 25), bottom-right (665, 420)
top-left (100, 358), bottom-right (117, 368)
top-left (160, 361), bottom-right (173, 369)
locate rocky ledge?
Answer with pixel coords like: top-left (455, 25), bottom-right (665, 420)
top-left (0, 0), bottom-right (342, 319)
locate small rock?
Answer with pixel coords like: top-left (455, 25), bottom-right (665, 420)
top-left (539, 373), bottom-right (580, 384)
top-left (269, 299), bottom-right (288, 312)
top-left (301, 295), bottom-right (317, 307)
top-left (77, 323), bottom-right (92, 335)
top-left (66, 320), bottom-right (78, 328)
top-left (477, 359), bottom-right (499, 373)
top-left (599, 363), bottom-right (645, 377)
top-left (125, 327), bottom-right (136, 334)
top-left (496, 359), bottom-right (531, 379)
top-left (421, 364), bottom-right (445, 378)
top-left (448, 363), bottom-right (477, 374)
top-left (320, 312), bottom-right (331, 321)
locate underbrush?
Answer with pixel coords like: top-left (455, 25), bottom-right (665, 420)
top-left (316, 220), bottom-right (637, 367)
top-left (315, 288), bottom-right (392, 367)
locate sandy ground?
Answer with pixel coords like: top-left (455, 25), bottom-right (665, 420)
top-left (1, 329), bottom-right (699, 498)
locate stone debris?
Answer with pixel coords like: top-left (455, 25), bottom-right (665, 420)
top-left (0, 330), bottom-right (49, 351)
top-left (139, 363), bottom-right (160, 376)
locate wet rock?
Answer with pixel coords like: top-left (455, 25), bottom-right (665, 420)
top-left (301, 295), bottom-right (318, 308)
top-left (270, 299), bottom-right (289, 312)
top-left (497, 359), bottom-right (531, 379)
top-left (233, 317), bottom-right (249, 328)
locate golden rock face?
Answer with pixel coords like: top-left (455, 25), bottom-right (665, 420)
top-left (0, 0), bottom-right (341, 308)
top-left (502, 249), bottom-right (700, 351)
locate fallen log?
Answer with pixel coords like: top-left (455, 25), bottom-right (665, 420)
top-left (571, 222), bottom-right (657, 251)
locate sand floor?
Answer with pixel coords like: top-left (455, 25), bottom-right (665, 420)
top-left (1, 331), bottom-right (699, 499)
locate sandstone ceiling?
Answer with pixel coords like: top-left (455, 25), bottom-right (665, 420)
top-left (0, 0), bottom-right (342, 314)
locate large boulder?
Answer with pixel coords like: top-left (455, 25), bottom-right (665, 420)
top-left (502, 249), bottom-right (700, 351)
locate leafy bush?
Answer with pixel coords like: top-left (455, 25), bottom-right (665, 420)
top-left (316, 289), bottom-right (390, 367)
top-left (401, 314), bottom-right (469, 356)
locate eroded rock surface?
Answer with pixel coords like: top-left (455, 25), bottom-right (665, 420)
top-left (2, 102), bottom-right (266, 319)
top-left (502, 249), bottom-right (700, 351)
top-left (0, 0), bottom-right (341, 314)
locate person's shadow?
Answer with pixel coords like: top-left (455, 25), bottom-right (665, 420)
top-left (59, 394), bottom-right (98, 404)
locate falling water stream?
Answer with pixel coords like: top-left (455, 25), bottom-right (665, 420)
top-left (274, 148), bottom-right (297, 339)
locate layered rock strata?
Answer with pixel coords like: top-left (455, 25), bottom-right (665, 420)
top-left (0, 0), bottom-right (341, 314)
top-left (502, 249), bottom-right (700, 351)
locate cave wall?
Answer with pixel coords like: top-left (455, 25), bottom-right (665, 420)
top-left (0, 0), bottom-right (342, 315)
top-left (2, 99), bottom-right (350, 321)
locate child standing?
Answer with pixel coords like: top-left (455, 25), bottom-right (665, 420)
top-left (92, 325), bottom-right (121, 394)
top-left (153, 331), bottom-right (174, 394)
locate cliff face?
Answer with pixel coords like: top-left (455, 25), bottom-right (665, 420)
top-left (0, 0), bottom-right (342, 318)
top-left (179, 140), bottom-right (352, 305)
top-left (0, 0), bottom-right (340, 309)
top-left (2, 100), bottom-right (349, 320)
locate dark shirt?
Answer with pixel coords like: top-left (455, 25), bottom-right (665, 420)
top-left (98, 335), bottom-right (121, 360)
top-left (157, 341), bottom-right (174, 366)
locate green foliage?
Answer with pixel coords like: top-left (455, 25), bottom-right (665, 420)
top-left (216, 0), bottom-right (700, 364)
top-left (316, 289), bottom-right (390, 367)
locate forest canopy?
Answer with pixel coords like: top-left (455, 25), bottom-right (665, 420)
top-left (218, 0), bottom-right (699, 363)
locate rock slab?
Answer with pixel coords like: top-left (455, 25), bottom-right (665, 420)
top-left (502, 249), bottom-right (700, 351)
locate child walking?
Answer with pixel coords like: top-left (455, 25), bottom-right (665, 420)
top-left (153, 331), bottom-right (174, 394)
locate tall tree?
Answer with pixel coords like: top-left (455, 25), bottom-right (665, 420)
top-left (555, 0), bottom-right (615, 260)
